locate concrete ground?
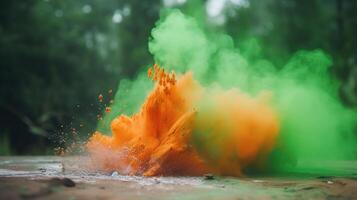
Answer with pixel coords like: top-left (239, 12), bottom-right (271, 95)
top-left (0, 156), bottom-right (357, 200)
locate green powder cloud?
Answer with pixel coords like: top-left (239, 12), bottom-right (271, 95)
top-left (99, 8), bottom-right (357, 175)
top-left (150, 9), bottom-right (357, 174)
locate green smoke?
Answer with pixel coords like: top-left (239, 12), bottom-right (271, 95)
top-left (99, 8), bottom-right (357, 175)
top-left (149, 9), bottom-right (357, 174)
top-left (97, 72), bottom-right (153, 134)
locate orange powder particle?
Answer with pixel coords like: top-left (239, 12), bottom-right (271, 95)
top-left (87, 65), bottom-right (279, 176)
top-left (105, 107), bottom-right (111, 113)
top-left (98, 94), bottom-right (103, 102)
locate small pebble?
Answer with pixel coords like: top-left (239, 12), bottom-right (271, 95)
top-left (39, 168), bottom-right (46, 173)
top-left (50, 177), bottom-right (75, 187)
top-left (204, 174), bottom-right (214, 180)
top-left (111, 171), bottom-right (119, 177)
top-left (62, 178), bottom-right (76, 187)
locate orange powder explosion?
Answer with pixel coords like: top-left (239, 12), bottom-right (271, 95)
top-left (86, 65), bottom-right (279, 176)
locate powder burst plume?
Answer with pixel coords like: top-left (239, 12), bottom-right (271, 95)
top-left (87, 64), bottom-right (279, 176)
top-left (86, 10), bottom-right (357, 177)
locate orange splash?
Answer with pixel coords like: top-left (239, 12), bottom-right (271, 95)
top-left (86, 64), bottom-right (279, 176)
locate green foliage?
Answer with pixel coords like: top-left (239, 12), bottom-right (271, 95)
top-left (0, 131), bottom-right (11, 155)
top-left (0, 0), bottom-right (160, 154)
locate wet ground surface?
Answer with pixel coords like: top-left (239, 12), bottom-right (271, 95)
top-left (0, 156), bottom-right (357, 200)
